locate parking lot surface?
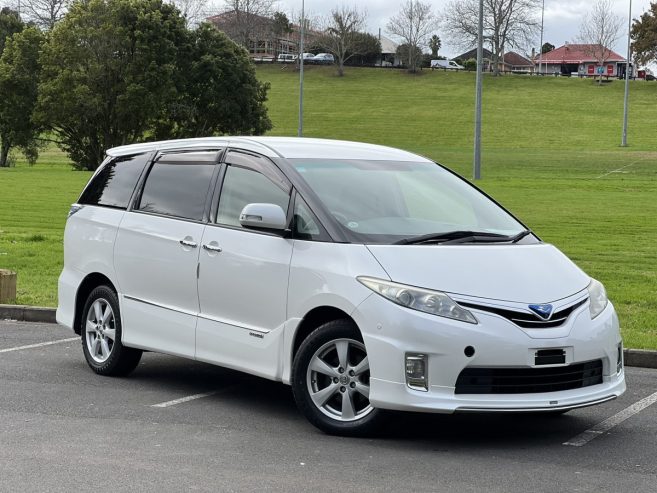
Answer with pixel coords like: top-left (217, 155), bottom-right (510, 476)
top-left (1, 321), bottom-right (656, 492)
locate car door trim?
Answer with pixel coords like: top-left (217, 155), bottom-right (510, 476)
top-left (123, 295), bottom-right (198, 317)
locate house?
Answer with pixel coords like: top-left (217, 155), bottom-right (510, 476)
top-left (378, 34), bottom-right (401, 67)
top-left (453, 48), bottom-right (533, 72)
top-left (207, 11), bottom-right (316, 61)
top-left (535, 43), bottom-right (626, 76)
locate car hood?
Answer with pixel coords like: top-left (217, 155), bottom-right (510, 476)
top-left (366, 243), bottom-right (590, 303)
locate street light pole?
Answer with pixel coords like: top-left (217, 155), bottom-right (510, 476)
top-left (621, 0), bottom-right (632, 147)
top-left (298, 0), bottom-right (305, 137)
top-left (538, 0), bottom-right (545, 75)
top-left (473, 0), bottom-right (484, 180)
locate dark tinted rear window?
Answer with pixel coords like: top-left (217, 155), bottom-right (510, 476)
top-left (79, 153), bottom-right (150, 209)
top-left (137, 160), bottom-right (215, 221)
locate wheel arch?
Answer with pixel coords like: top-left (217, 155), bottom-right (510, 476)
top-left (290, 305), bottom-right (362, 364)
top-left (73, 273), bottom-right (118, 335)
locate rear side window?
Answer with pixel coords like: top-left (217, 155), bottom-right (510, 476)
top-left (137, 156), bottom-right (216, 221)
top-left (79, 153), bottom-right (150, 209)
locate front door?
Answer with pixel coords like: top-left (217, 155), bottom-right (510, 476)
top-left (196, 150), bottom-right (293, 379)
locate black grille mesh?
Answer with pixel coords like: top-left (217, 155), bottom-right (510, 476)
top-left (455, 360), bottom-right (603, 394)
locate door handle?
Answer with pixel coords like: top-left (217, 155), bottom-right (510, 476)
top-left (202, 244), bottom-right (222, 253)
top-left (179, 239), bottom-right (198, 248)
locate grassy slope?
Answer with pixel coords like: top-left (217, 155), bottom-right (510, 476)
top-left (0, 66), bottom-right (655, 348)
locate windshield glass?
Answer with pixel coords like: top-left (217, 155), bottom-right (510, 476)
top-left (290, 159), bottom-right (527, 244)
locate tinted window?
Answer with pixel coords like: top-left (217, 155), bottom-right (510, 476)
top-left (138, 161), bottom-right (215, 221)
top-left (79, 153), bottom-right (150, 209)
top-left (216, 166), bottom-right (290, 228)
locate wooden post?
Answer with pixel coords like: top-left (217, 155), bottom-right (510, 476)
top-left (0, 269), bottom-right (17, 304)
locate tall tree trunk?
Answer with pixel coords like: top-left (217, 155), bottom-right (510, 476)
top-left (0, 139), bottom-right (11, 168)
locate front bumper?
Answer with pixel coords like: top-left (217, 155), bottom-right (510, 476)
top-left (352, 294), bottom-right (626, 413)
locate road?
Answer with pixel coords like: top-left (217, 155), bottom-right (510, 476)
top-left (1, 321), bottom-right (656, 492)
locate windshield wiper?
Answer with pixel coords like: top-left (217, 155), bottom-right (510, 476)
top-left (510, 229), bottom-right (532, 243)
top-left (394, 230), bottom-right (512, 245)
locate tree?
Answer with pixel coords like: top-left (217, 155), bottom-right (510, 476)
top-left (576, 0), bottom-right (623, 84)
top-left (19, 0), bottom-right (69, 29)
top-left (169, 0), bottom-right (209, 27)
top-left (154, 23), bottom-right (271, 138)
top-left (395, 43), bottom-right (423, 69)
top-left (631, 2), bottom-right (657, 66)
top-left (316, 6), bottom-right (367, 76)
top-left (443, 0), bottom-right (540, 76)
top-left (0, 7), bottom-right (24, 55)
top-left (346, 32), bottom-right (381, 66)
top-left (270, 11), bottom-right (292, 60)
top-left (428, 33), bottom-right (441, 57)
top-left (0, 27), bottom-right (45, 167)
top-left (541, 42), bottom-right (555, 53)
top-left (35, 0), bottom-right (272, 171)
top-left (219, 0), bottom-right (276, 50)
top-left (387, 1), bottom-right (437, 73)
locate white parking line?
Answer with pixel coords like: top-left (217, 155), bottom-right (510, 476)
top-left (151, 391), bottom-right (218, 408)
top-left (563, 391), bottom-right (657, 447)
top-left (0, 337), bottom-right (79, 354)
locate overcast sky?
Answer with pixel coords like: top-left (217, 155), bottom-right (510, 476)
top-left (271, 0), bottom-right (652, 58)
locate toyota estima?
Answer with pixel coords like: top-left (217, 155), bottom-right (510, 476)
top-left (57, 137), bottom-right (626, 435)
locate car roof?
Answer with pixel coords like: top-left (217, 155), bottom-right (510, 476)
top-left (106, 137), bottom-right (431, 162)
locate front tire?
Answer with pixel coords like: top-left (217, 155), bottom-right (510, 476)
top-left (291, 319), bottom-right (386, 436)
top-left (80, 285), bottom-right (142, 376)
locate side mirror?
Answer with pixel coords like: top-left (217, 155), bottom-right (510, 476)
top-left (239, 203), bottom-right (288, 230)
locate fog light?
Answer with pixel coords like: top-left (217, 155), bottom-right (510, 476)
top-left (405, 353), bottom-right (428, 391)
top-left (617, 344), bottom-right (623, 374)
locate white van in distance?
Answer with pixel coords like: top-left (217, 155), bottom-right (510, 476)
top-left (57, 137), bottom-right (625, 436)
top-left (431, 59), bottom-right (465, 70)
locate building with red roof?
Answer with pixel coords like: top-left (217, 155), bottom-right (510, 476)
top-left (535, 43), bottom-right (627, 77)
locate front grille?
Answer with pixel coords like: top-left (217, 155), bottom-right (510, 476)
top-left (455, 360), bottom-right (603, 394)
top-left (459, 299), bottom-right (587, 328)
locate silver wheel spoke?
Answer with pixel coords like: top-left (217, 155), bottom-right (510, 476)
top-left (354, 381), bottom-right (370, 399)
top-left (352, 355), bottom-right (369, 376)
top-left (310, 357), bottom-right (339, 378)
top-left (93, 301), bottom-right (103, 323)
top-left (101, 305), bottom-right (112, 325)
top-left (341, 390), bottom-right (356, 420)
top-left (100, 339), bottom-right (111, 359)
top-left (92, 337), bottom-right (101, 357)
top-left (310, 383), bottom-right (339, 407)
top-left (86, 320), bottom-right (96, 334)
top-left (335, 341), bottom-right (349, 369)
top-left (104, 328), bottom-right (116, 341)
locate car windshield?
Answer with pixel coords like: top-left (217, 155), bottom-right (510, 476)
top-left (290, 159), bottom-right (527, 244)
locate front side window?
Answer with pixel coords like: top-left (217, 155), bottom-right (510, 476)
top-left (137, 158), bottom-right (215, 221)
top-left (79, 153), bottom-right (150, 209)
top-left (289, 159), bottom-right (527, 244)
top-left (216, 166), bottom-right (290, 228)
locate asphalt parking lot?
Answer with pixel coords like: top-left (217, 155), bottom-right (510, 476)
top-left (1, 321), bottom-right (656, 493)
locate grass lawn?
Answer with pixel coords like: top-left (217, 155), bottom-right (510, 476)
top-left (1, 66), bottom-right (656, 349)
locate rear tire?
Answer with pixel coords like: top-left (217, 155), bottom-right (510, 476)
top-left (292, 319), bottom-right (386, 436)
top-left (80, 285), bottom-right (142, 376)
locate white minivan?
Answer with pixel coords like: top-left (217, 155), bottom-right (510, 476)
top-left (57, 137), bottom-right (625, 435)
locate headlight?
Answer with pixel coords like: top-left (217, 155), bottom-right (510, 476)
top-left (587, 278), bottom-right (608, 319)
top-left (357, 277), bottom-right (478, 324)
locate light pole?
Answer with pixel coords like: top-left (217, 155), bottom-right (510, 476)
top-left (473, 0), bottom-right (484, 180)
top-left (621, 0), bottom-right (632, 147)
top-left (538, 0), bottom-right (545, 75)
top-left (298, 0), bottom-right (305, 137)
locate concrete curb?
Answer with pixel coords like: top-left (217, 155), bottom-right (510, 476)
top-left (1, 304), bottom-right (657, 369)
top-left (0, 304), bottom-right (57, 324)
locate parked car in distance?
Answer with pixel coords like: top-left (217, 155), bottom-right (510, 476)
top-left (312, 53), bottom-right (335, 65)
top-left (277, 53), bottom-right (297, 63)
top-left (57, 137), bottom-right (625, 436)
top-left (301, 52), bottom-right (315, 61)
top-left (431, 59), bottom-right (464, 70)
